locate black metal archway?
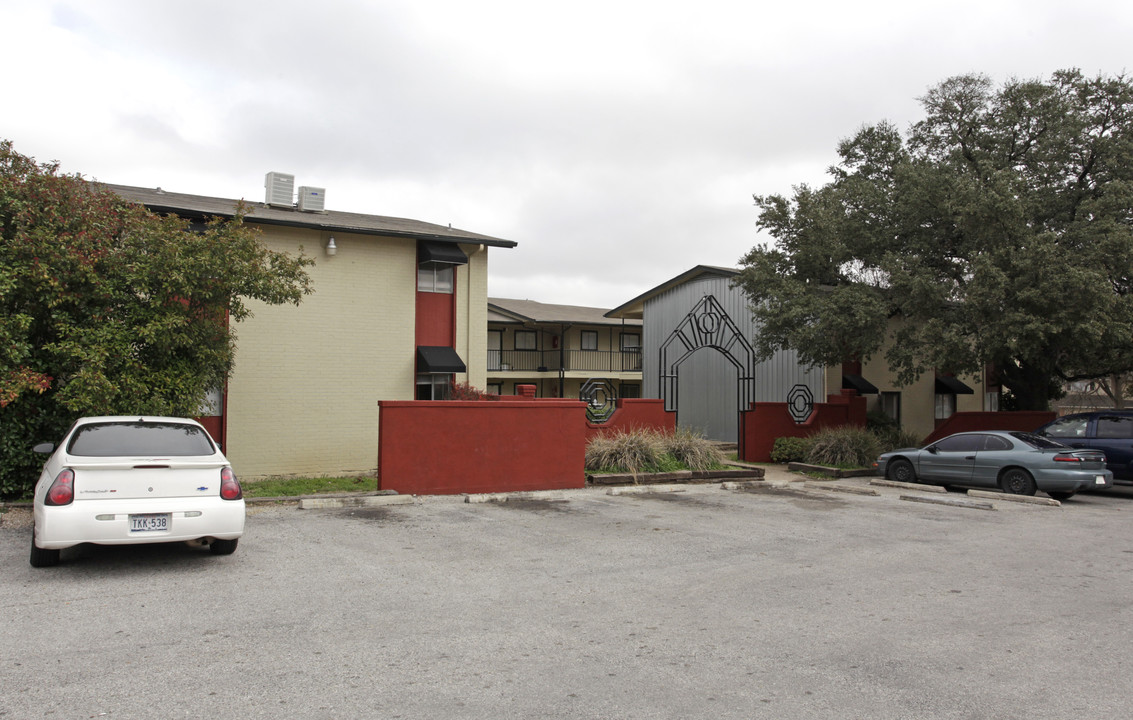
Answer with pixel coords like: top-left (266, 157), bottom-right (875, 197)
top-left (658, 295), bottom-right (756, 419)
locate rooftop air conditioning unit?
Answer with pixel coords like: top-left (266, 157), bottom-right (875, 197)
top-left (265, 172), bottom-right (295, 207)
top-left (297, 186), bottom-right (326, 213)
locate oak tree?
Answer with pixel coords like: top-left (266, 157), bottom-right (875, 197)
top-left (735, 70), bottom-right (1133, 411)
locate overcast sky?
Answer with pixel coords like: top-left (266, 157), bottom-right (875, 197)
top-left (4, 1), bottom-right (1131, 308)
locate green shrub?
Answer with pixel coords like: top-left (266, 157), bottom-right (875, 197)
top-left (865, 411), bottom-right (924, 454)
top-left (875, 428), bottom-right (923, 453)
top-left (805, 425), bottom-right (881, 469)
top-left (770, 436), bottom-right (811, 463)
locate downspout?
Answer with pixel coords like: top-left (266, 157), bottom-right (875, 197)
top-left (559, 323), bottom-right (567, 398)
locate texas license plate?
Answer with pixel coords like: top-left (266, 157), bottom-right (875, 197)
top-left (129, 513), bottom-right (170, 532)
top-left (1096, 476), bottom-right (1107, 485)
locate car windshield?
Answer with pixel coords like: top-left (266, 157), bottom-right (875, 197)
top-left (67, 422), bottom-right (216, 457)
top-left (1009, 431), bottom-right (1067, 450)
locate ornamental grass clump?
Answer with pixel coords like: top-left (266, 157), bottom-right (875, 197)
top-left (804, 425), bottom-right (881, 469)
top-left (662, 427), bottom-right (721, 472)
top-left (585, 428), bottom-right (722, 476)
top-left (585, 429), bottom-right (663, 475)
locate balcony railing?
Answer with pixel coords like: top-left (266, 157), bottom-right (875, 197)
top-left (488, 349), bottom-right (642, 373)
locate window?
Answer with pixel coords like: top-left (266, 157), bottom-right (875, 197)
top-left (1097, 416), bottom-right (1133, 439)
top-left (68, 422), bottom-right (216, 457)
top-left (933, 434), bottom-right (980, 453)
top-left (417, 262), bottom-right (454, 293)
top-left (1012, 431), bottom-right (1067, 450)
top-left (416, 374), bottom-right (452, 400)
top-left (515, 331), bottom-right (537, 351)
top-left (985, 391), bottom-right (1000, 412)
top-left (982, 434), bottom-right (1013, 451)
top-left (934, 393), bottom-right (956, 420)
top-left (1042, 416), bottom-right (1089, 438)
top-left (620, 383), bottom-right (641, 399)
top-left (486, 383), bottom-right (502, 396)
top-left (581, 331), bottom-right (598, 351)
top-left (880, 392), bottom-right (901, 424)
top-left (620, 332), bottom-right (642, 370)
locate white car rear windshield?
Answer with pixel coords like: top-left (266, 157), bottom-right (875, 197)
top-left (67, 422), bottom-right (216, 457)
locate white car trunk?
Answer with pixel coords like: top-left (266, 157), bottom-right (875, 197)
top-left (68, 458), bottom-right (229, 500)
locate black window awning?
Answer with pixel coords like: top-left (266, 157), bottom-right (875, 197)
top-left (417, 346), bottom-right (466, 374)
top-left (842, 374), bottom-right (879, 395)
top-left (419, 241), bottom-right (468, 265)
top-left (935, 375), bottom-right (974, 395)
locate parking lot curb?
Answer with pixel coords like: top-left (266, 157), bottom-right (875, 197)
top-left (464, 490), bottom-right (576, 503)
top-left (298, 494), bottom-right (416, 510)
top-left (900, 495), bottom-right (996, 511)
top-left (720, 480), bottom-right (794, 490)
top-left (804, 482), bottom-right (879, 496)
top-left (966, 490), bottom-right (1061, 506)
top-left (606, 485), bottom-right (688, 496)
top-left (870, 479), bottom-right (948, 493)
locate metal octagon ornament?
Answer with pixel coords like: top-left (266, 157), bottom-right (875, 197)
top-left (580, 378), bottom-right (618, 424)
top-left (787, 384), bottom-right (814, 424)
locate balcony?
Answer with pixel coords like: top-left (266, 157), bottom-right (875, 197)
top-left (489, 349), bottom-right (642, 373)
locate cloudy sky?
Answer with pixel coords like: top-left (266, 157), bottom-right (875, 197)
top-left (4, 1), bottom-right (1131, 308)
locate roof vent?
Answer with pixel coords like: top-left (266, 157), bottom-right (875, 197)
top-left (297, 186), bottom-right (326, 213)
top-left (265, 172), bottom-right (294, 207)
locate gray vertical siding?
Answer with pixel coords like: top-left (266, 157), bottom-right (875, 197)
top-left (642, 275), bottom-right (824, 441)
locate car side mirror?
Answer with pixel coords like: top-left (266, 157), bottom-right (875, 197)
top-left (927, 445), bottom-right (938, 455)
top-left (33, 442), bottom-right (54, 454)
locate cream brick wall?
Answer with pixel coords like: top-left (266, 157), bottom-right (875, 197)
top-left (225, 226), bottom-right (421, 478)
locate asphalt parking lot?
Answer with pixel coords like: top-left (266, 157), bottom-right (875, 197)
top-left (3, 477), bottom-right (1133, 719)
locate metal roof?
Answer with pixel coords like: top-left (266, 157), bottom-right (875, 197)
top-left (103, 183), bottom-right (518, 248)
top-left (488, 298), bottom-right (641, 327)
top-left (604, 265), bottom-right (739, 320)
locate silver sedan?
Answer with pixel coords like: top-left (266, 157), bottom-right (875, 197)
top-left (874, 430), bottom-right (1112, 501)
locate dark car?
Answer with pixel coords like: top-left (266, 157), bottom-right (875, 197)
top-left (1035, 411), bottom-right (1133, 484)
top-left (875, 430), bottom-right (1112, 501)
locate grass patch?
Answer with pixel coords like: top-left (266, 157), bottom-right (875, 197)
top-left (242, 475), bottom-right (377, 498)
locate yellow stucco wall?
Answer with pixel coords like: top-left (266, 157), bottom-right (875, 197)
top-left (825, 318), bottom-right (986, 441)
top-left (224, 227), bottom-right (490, 478)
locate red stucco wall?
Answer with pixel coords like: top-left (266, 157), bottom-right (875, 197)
top-left (921, 411), bottom-right (1056, 445)
top-left (585, 399), bottom-right (676, 442)
top-left (378, 399), bottom-right (588, 495)
top-left (739, 392), bottom-right (868, 462)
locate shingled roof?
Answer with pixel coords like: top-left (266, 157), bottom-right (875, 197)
top-left (488, 298), bottom-right (641, 327)
top-left (103, 183), bottom-right (518, 248)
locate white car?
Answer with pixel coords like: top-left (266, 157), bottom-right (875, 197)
top-left (30, 416), bottom-right (245, 567)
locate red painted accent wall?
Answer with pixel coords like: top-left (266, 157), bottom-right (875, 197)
top-left (378, 400), bottom-right (588, 495)
top-left (921, 411), bottom-right (1056, 445)
top-left (585, 399), bottom-right (675, 442)
top-left (416, 291), bottom-right (455, 347)
top-left (739, 392), bottom-right (868, 462)
top-left (197, 416), bottom-right (223, 447)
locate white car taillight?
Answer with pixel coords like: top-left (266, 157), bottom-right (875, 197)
top-left (219, 466), bottom-right (242, 501)
top-left (45, 468), bottom-right (75, 506)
